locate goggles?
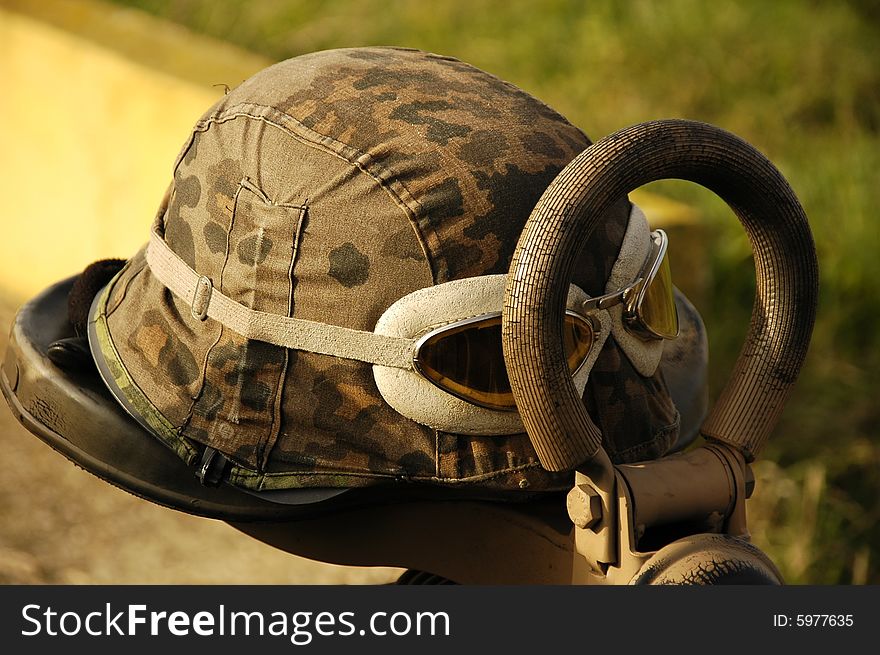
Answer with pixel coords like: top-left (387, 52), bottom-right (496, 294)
top-left (410, 229), bottom-right (677, 412)
top-left (140, 204), bottom-right (676, 436)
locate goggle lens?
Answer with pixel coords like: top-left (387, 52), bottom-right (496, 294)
top-left (414, 231), bottom-right (677, 411)
top-left (639, 246), bottom-right (679, 339)
top-left (416, 313), bottom-right (595, 411)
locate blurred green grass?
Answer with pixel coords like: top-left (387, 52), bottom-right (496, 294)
top-left (110, 0), bottom-right (880, 584)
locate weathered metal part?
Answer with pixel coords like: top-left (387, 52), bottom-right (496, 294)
top-left (503, 119), bottom-right (818, 471)
top-left (616, 444), bottom-right (738, 535)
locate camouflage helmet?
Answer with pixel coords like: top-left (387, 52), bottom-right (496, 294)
top-left (87, 47), bottom-right (684, 497)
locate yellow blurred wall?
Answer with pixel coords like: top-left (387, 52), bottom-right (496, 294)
top-left (0, 0), bottom-right (699, 304)
top-left (0, 0), bottom-right (269, 302)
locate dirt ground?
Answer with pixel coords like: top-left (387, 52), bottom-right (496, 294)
top-left (0, 300), bottom-right (403, 585)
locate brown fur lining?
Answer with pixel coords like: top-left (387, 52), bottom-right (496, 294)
top-left (68, 259), bottom-right (126, 334)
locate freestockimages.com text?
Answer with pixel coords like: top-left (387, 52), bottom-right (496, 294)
top-left (21, 603), bottom-right (451, 645)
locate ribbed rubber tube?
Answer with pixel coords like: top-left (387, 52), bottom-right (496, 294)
top-left (502, 119), bottom-right (818, 471)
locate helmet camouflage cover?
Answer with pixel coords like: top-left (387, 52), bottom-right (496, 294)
top-left (90, 47), bottom-right (680, 495)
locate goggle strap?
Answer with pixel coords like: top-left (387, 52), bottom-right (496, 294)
top-left (146, 227), bottom-right (416, 369)
top-left (580, 283), bottom-right (639, 312)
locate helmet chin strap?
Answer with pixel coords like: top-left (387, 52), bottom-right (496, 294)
top-left (145, 222), bottom-right (415, 368)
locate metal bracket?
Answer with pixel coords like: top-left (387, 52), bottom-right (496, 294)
top-left (568, 442), bottom-right (751, 584)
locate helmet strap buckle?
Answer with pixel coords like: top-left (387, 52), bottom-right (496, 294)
top-left (191, 276), bottom-right (213, 322)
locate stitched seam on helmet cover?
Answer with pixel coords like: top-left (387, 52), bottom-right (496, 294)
top-left (430, 461), bottom-right (542, 484)
top-left (177, 180), bottom-right (307, 469)
top-left (178, 176), bottom-right (241, 448)
top-left (193, 102), bottom-right (444, 283)
top-left (227, 468), bottom-right (399, 487)
top-left (220, 182), bottom-right (253, 429)
top-left (164, 134), bottom-right (221, 446)
top-left (221, 459), bottom-right (548, 489)
top-left (93, 283), bottom-right (201, 464)
top-left (103, 254), bottom-right (146, 319)
top-left (260, 192), bottom-right (308, 469)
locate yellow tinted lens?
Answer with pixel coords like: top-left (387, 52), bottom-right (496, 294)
top-left (640, 251), bottom-right (679, 339)
top-left (417, 316), bottom-right (511, 410)
top-left (416, 314), bottom-right (594, 411)
top-left (563, 314), bottom-right (595, 375)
